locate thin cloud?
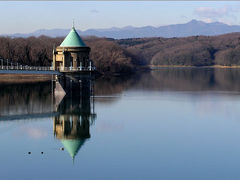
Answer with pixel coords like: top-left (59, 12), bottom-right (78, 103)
top-left (90, 9), bottom-right (99, 14)
top-left (16, 127), bottom-right (48, 139)
top-left (181, 15), bottom-right (188, 19)
top-left (194, 5), bottom-right (239, 24)
top-left (26, 128), bottom-right (48, 139)
top-left (195, 7), bottom-right (228, 18)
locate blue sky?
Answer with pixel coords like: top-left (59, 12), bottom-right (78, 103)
top-left (0, 1), bottom-right (240, 34)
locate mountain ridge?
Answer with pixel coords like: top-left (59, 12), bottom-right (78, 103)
top-left (3, 19), bottom-right (240, 39)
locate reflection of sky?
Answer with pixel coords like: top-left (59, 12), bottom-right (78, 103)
top-left (93, 91), bottom-right (240, 180)
top-left (2, 90), bottom-right (240, 179)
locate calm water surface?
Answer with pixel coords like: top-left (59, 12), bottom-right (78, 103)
top-left (1, 68), bottom-right (240, 180)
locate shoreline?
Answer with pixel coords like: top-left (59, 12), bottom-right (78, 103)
top-left (149, 65), bottom-right (240, 69)
top-left (0, 74), bottom-right (54, 84)
top-left (1, 65), bottom-right (240, 83)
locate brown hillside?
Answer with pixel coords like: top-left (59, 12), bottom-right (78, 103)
top-left (1, 33), bottom-right (240, 74)
top-left (117, 32), bottom-right (240, 66)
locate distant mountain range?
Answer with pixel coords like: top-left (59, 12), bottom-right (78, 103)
top-left (4, 19), bottom-right (240, 39)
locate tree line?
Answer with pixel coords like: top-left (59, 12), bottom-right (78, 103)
top-left (117, 33), bottom-right (240, 66)
top-left (0, 36), bottom-right (141, 73)
top-left (1, 32), bottom-right (240, 74)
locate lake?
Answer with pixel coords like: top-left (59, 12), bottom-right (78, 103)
top-left (1, 68), bottom-right (240, 180)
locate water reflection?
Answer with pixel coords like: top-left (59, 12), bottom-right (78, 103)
top-left (2, 69), bottom-right (240, 179)
top-left (148, 68), bottom-right (240, 91)
top-left (0, 68), bottom-right (240, 116)
top-left (1, 68), bottom-right (240, 119)
top-left (54, 77), bottom-right (96, 160)
top-left (94, 68), bottom-right (240, 96)
top-left (1, 68), bottom-right (240, 118)
top-left (0, 76), bottom-right (97, 161)
top-left (0, 82), bottom-right (54, 119)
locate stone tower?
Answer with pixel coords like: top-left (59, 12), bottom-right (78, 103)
top-left (52, 25), bottom-right (94, 72)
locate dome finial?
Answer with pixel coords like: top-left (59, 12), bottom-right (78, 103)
top-left (72, 19), bottom-right (75, 29)
top-left (72, 156), bottom-right (75, 165)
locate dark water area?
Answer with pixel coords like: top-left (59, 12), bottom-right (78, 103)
top-left (1, 68), bottom-right (240, 179)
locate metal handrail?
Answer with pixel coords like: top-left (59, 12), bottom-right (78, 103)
top-left (57, 66), bottom-right (96, 72)
top-left (0, 66), bottom-right (54, 71)
top-left (0, 65), bottom-right (96, 72)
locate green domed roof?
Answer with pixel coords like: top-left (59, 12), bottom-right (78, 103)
top-left (60, 27), bottom-right (86, 47)
top-left (61, 139), bottom-right (85, 159)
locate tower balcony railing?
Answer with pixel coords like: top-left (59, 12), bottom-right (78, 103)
top-left (58, 66), bottom-right (96, 72)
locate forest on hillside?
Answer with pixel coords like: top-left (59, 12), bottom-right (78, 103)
top-left (0, 36), bottom-right (141, 73)
top-left (117, 33), bottom-right (240, 66)
top-left (1, 33), bottom-right (240, 73)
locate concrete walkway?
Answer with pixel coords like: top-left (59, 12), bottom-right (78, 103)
top-left (0, 70), bottom-right (61, 75)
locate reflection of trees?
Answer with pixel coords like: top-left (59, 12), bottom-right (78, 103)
top-left (93, 68), bottom-right (240, 98)
top-left (94, 76), bottom-right (135, 95)
top-left (2, 68), bottom-right (240, 117)
top-left (1, 69), bottom-right (240, 116)
top-left (93, 75), bottom-right (139, 104)
top-left (0, 82), bottom-right (53, 116)
top-left (149, 68), bottom-right (240, 91)
top-left (149, 69), bottom-right (215, 91)
top-left (214, 69), bottom-right (240, 91)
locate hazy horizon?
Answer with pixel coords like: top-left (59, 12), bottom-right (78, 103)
top-left (1, 1), bottom-right (240, 34)
top-left (2, 19), bottom-right (231, 35)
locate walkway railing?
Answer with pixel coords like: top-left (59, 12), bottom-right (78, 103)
top-left (0, 65), bottom-right (96, 72)
top-left (0, 65), bottom-right (54, 71)
top-left (0, 58), bottom-right (96, 72)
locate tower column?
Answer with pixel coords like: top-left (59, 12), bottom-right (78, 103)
top-left (62, 53), bottom-right (65, 71)
top-left (53, 52), bottom-right (56, 70)
top-left (72, 53), bottom-right (78, 69)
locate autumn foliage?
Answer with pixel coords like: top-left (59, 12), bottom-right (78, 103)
top-left (0, 36), bottom-right (139, 73)
top-left (1, 32), bottom-right (240, 74)
top-left (117, 33), bottom-right (240, 66)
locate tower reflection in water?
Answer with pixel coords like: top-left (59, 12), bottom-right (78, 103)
top-left (53, 76), bottom-right (96, 161)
